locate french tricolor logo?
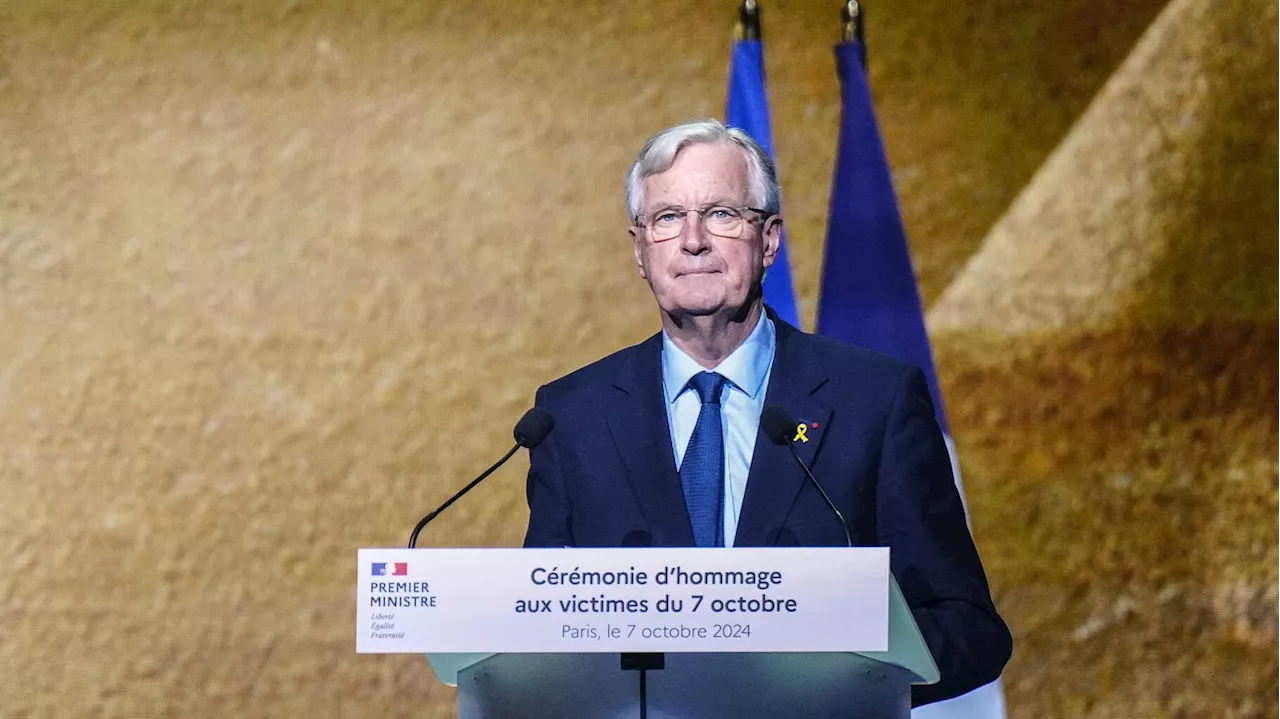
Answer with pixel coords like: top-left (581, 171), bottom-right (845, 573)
top-left (371, 562), bottom-right (407, 576)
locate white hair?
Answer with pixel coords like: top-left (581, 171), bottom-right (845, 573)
top-left (625, 119), bottom-right (782, 222)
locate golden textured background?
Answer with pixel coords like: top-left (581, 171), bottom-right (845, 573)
top-left (0, 0), bottom-right (1274, 716)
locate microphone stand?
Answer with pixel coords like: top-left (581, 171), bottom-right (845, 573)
top-left (783, 442), bottom-right (853, 548)
top-left (407, 443), bottom-right (521, 549)
top-left (620, 652), bottom-right (664, 719)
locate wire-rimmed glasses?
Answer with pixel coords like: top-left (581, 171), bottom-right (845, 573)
top-left (634, 204), bottom-right (770, 241)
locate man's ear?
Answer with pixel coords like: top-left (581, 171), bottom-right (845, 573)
top-left (761, 216), bottom-right (783, 268)
top-left (629, 226), bottom-right (648, 279)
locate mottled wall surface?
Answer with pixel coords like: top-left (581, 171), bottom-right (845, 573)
top-left (928, 1), bottom-right (1278, 714)
top-left (932, 0), bottom-right (1279, 333)
top-left (0, 1), bottom-right (1274, 717)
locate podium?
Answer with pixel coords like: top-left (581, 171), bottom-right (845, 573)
top-left (357, 547), bottom-right (939, 719)
top-left (450, 652), bottom-right (916, 718)
top-left (430, 578), bottom-right (936, 718)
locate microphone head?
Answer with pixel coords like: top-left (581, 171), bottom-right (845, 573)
top-left (513, 407), bottom-right (555, 448)
top-left (620, 529), bottom-right (654, 547)
top-left (761, 405), bottom-right (797, 446)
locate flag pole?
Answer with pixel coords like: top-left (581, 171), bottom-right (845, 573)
top-left (841, 1), bottom-right (867, 69)
top-left (737, 0), bottom-right (761, 41)
top-left (841, 0), bottom-right (864, 43)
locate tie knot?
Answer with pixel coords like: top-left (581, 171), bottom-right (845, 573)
top-left (687, 372), bottom-right (727, 405)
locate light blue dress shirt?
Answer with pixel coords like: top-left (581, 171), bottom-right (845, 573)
top-left (662, 314), bottom-right (776, 547)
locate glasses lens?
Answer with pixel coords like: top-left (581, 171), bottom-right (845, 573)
top-left (702, 206), bottom-right (744, 238)
top-left (648, 210), bottom-right (684, 241)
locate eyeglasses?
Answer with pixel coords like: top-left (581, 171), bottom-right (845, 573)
top-left (634, 204), bottom-right (770, 242)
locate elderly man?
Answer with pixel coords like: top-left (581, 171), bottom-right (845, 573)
top-left (523, 119), bottom-right (1010, 705)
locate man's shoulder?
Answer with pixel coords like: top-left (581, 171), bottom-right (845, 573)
top-left (535, 333), bottom-right (658, 403)
top-left (787, 325), bottom-right (918, 385)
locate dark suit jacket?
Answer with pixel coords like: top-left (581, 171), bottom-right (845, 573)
top-left (523, 315), bottom-right (1012, 705)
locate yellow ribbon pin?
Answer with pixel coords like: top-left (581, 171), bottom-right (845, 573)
top-left (793, 423), bottom-right (810, 443)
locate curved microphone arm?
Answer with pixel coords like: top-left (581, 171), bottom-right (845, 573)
top-left (784, 443), bottom-right (853, 548)
top-left (407, 443), bottom-right (522, 549)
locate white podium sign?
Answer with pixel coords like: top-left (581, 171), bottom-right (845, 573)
top-left (356, 547), bottom-right (889, 654)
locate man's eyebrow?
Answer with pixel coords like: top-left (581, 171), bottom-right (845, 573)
top-left (647, 198), bottom-right (738, 213)
top-left (696, 197), bottom-right (738, 209)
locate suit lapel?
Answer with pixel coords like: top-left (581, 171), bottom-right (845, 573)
top-left (734, 319), bottom-right (833, 546)
top-left (604, 334), bottom-right (695, 546)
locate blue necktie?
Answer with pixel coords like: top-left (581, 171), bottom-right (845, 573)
top-left (680, 372), bottom-right (727, 547)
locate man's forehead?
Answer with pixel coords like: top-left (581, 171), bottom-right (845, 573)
top-left (643, 143), bottom-right (750, 204)
top-left (664, 141), bottom-right (750, 174)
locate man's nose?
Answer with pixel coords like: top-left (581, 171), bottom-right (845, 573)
top-left (679, 212), bottom-right (712, 253)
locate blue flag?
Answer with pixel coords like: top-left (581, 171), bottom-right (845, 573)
top-left (814, 43), bottom-right (947, 429)
top-left (816, 41), bottom-right (1007, 719)
top-left (726, 39), bottom-right (800, 328)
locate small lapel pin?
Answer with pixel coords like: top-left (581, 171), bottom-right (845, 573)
top-left (793, 423), bottom-right (810, 443)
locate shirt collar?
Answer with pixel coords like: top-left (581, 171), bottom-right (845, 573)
top-left (661, 313), bottom-right (776, 403)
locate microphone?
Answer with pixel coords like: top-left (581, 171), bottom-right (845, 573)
top-left (761, 405), bottom-right (852, 547)
top-left (407, 407), bottom-right (554, 548)
top-left (620, 530), bottom-right (654, 548)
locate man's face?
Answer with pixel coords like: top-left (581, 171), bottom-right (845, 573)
top-left (630, 142), bottom-right (781, 319)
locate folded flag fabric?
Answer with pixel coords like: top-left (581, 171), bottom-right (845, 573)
top-left (815, 39), bottom-right (1008, 719)
top-left (726, 36), bottom-right (800, 328)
